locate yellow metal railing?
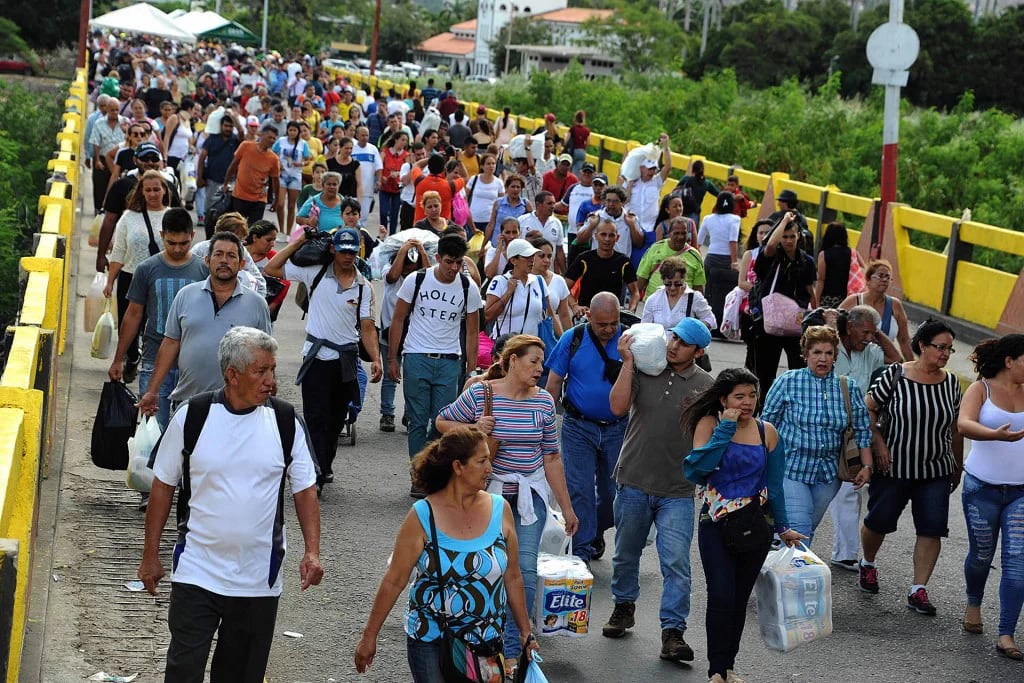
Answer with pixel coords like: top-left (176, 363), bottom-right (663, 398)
top-left (329, 67), bottom-right (1024, 331)
top-left (0, 67), bottom-right (83, 683)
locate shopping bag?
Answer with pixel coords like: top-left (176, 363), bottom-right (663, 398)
top-left (125, 416), bottom-right (161, 492)
top-left (538, 509), bottom-right (571, 556)
top-left (88, 214), bottom-right (102, 247)
top-left (290, 228), bottom-right (335, 267)
top-left (720, 286), bottom-right (744, 341)
top-left (84, 273), bottom-right (107, 333)
top-left (622, 323), bottom-right (667, 376)
top-left (91, 299), bottom-right (116, 359)
top-left (90, 381), bottom-right (139, 470)
top-left (755, 543), bottom-right (833, 652)
top-left (513, 652), bottom-right (548, 683)
top-left (534, 551), bottom-right (593, 637)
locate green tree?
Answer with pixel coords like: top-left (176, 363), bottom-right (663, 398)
top-left (488, 16), bottom-right (554, 76)
top-left (583, 3), bottom-right (687, 74)
top-left (903, 0), bottom-right (974, 110)
top-left (0, 0), bottom-right (78, 51)
top-left (967, 8), bottom-right (1024, 114)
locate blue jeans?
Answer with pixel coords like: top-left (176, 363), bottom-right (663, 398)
top-left (379, 190), bottom-right (402, 235)
top-left (783, 477), bottom-right (842, 545)
top-left (139, 361), bottom-right (179, 431)
top-left (962, 472), bottom-right (1024, 637)
top-left (571, 148), bottom-right (587, 176)
top-left (406, 637), bottom-right (445, 683)
top-left (612, 484), bottom-right (695, 631)
top-left (379, 337), bottom-right (397, 417)
top-left (503, 491), bottom-right (546, 660)
top-left (561, 415), bottom-right (626, 561)
top-left (349, 362), bottom-right (368, 421)
top-left (402, 354), bottom-right (461, 458)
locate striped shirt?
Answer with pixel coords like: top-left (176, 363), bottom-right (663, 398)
top-left (869, 363), bottom-right (962, 480)
top-left (761, 368), bottom-right (873, 484)
top-left (437, 383), bottom-right (559, 493)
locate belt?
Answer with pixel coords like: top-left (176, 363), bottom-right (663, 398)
top-left (562, 397), bottom-right (625, 427)
top-left (423, 352), bottom-right (460, 360)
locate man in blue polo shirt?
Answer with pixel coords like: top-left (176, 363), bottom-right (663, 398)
top-left (546, 292), bottom-right (626, 564)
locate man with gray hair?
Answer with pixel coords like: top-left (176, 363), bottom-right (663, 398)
top-left (827, 304), bottom-right (901, 571)
top-left (139, 326), bottom-right (322, 682)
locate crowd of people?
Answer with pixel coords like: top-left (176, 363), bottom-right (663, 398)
top-left (82, 32), bottom-right (1024, 683)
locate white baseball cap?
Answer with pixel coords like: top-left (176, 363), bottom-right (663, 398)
top-left (506, 238), bottom-right (540, 260)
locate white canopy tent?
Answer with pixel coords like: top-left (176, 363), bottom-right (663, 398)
top-left (171, 10), bottom-right (230, 35)
top-left (91, 3), bottom-right (196, 43)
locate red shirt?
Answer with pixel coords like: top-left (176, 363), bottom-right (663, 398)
top-left (411, 168), bottom-right (466, 221)
top-left (542, 170), bottom-right (579, 202)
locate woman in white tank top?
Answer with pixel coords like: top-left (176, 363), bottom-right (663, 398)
top-left (957, 334), bottom-right (1024, 658)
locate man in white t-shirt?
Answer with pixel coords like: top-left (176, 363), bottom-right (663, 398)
top-left (624, 133), bottom-right (672, 232)
top-left (388, 235), bottom-right (481, 488)
top-left (557, 161), bottom-right (598, 241)
top-left (139, 327), bottom-right (322, 681)
top-left (518, 191), bottom-right (566, 274)
top-left (353, 125), bottom-right (384, 223)
top-left (577, 185), bottom-right (644, 259)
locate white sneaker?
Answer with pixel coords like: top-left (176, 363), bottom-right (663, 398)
top-left (726, 670), bottom-right (747, 683)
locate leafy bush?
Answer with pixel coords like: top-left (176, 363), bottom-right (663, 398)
top-left (0, 81), bottom-right (65, 331)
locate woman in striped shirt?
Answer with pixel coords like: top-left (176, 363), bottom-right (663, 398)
top-left (860, 319), bottom-right (964, 616)
top-left (435, 334), bottom-right (578, 668)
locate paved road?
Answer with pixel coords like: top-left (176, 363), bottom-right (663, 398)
top-left (27, 182), bottom-right (1017, 682)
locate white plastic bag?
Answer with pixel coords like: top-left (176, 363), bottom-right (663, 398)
top-left (538, 509), bottom-right (571, 556)
top-left (420, 106), bottom-right (441, 134)
top-left (125, 416), bottom-right (161, 492)
top-left (507, 134), bottom-right (545, 161)
top-left (534, 552), bottom-right (593, 637)
top-left (88, 214), bottom-right (102, 248)
top-left (84, 273), bottom-right (107, 333)
top-left (755, 543), bottom-right (833, 652)
top-left (91, 298), bottom-right (116, 359)
top-left (205, 106), bottom-right (225, 133)
top-left (620, 143), bottom-right (660, 182)
top-left (181, 153), bottom-right (198, 203)
top-left (720, 286), bottom-right (745, 341)
top-left (623, 323), bottom-right (668, 376)
top-left (367, 228), bottom-right (440, 279)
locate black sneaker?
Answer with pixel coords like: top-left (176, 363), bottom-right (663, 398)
top-left (601, 602), bottom-right (635, 638)
top-left (660, 628), bottom-right (694, 662)
top-left (380, 415), bottom-right (395, 432)
top-left (592, 535), bottom-right (606, 560)
top-left (859, 562), bottom-right (879, 594)
top-left (138, 492), bottom-right (149, 511)
top-left (907, 587), bottom-right (937, 615)
top-left (323, 473), bottom-right (334, 484)
top-left (831, 559), bottom-right (859, 572)
top-left (123, 362), bottom-right (138, 384)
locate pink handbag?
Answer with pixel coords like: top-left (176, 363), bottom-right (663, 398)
top-left (761, 263), bottom-right (805, 337)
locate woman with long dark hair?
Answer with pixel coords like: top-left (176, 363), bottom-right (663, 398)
top-left (737, 220), bottom-right (773, 374)
top-left (958, 334), bottom-right (1024, 657)
top-left (814, 222), bottom-right (865, 308)
top-left (684, 368), bottom-right (804, 683)
top-left (698, 191), bottom-right (741, 339)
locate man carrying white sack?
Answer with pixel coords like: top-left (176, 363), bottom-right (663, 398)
top-left (602, 318), bottom-right (714, 663)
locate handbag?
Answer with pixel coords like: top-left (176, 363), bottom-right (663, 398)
top-left (761, 263), bottom-right (805, 337)
top-left (482, 381), bottom-right (501, 459)
top-left (290, 227), bottom-right (335, 267)
top-left (847, 248), bottom-right (867, 295)
top-left (425, 501), bottom-right (505, 683)
top-left (838, 375), bottom-right (863, 482)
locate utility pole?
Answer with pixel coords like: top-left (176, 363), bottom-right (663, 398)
top-left (700, 0), bottom-right (710, 57)
top-left (261, 0), bottom-right (269, 50)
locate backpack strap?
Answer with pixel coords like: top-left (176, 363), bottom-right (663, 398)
top-left (176, 391), bottom-right (215, 540)
top-left (399, 270), bottom-right (428, 354)
top-left (567, 323), bottom-right (587, 364)
top-left (459, 272), bottom-right (470, 372)
top-left (686, 292), bottom-right (694, 318)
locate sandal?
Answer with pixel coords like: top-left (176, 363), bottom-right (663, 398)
top-left (996, 643), bottom-right (1024, 661)
top-left (962, 620), bottom-right (983, 634)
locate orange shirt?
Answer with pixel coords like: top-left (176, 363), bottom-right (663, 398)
top-left (232, 140), bottom-right (281, 202)
top-left (412, 167), bottom-right (466, 222)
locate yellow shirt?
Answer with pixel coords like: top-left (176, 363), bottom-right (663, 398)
top-left (461, 152), bottom-right (480, 177)
top-left (302, 136), bottom-right (324, 176)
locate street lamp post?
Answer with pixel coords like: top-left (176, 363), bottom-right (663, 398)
top-left (261, 0), bottom-right (269, 50)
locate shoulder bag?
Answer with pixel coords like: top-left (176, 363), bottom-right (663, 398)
top-left (761, 261), bottom-right (805, 337)
top-left (535, 276), bottom-right (558, 361)
top-left (482, 381), bottom-right (501, 459)
top-left (140, 210), bottom-right (160, 256)
top-left (425, 501), bottom-right (505, 683)
top-left (838, 376), bottom-right (863, 482)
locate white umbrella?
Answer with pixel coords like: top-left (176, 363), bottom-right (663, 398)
top-left (91, 3), bottom-right (196, 43)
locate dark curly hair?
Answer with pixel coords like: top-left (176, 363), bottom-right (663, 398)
top-left (969, 334), bottom-right (1024, 379)
top-left (411, 427), bottom-right (487, 494)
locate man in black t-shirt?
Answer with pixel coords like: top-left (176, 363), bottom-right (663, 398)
top-left (141, 75), bottom-right (173, 119)
top-left (566, 218), bottom-right (640, 316)
top-left (197, 115), bottom-right (242, 235)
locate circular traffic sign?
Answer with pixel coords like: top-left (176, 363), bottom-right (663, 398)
top-left (866, 22), bottom-right (920, 71)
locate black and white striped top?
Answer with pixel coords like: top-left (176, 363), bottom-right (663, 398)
top-left (870, 363), bottom-right (962, 480)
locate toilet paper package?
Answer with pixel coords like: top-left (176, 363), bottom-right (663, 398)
top-left (534, 552), bottom-right (593, 638)
top-left (755, 543), bottom-right (832, 652)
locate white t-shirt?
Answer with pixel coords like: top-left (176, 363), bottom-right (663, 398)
top-left (381, 273), bottom-right (406, 330)
top-left (698, 213), bottom-right (741, 256)
top-left (628, 175), bottom-right (663, 230)
top-left (486, 273), bottom-right (545, 338)
top-left (398, 267), bottom-right (482, 355)
top-left (468, 175), bottom-right (504, 224)
top-left (535, 155), bottom-right (556, 176)
top-left (400, 162), bottom-right (417, 204)
top-left (518, 212), bottom-right (564, 249)
top-left (284, 263), bottom-right (374, 360)
top-left (152, 398), bottom-right (317, 597)
top-left (641, 286), bottom-right (717, 330)
top-left (541, 273), bottom-right (570, 312)
top-left (562, 182), bottom-right (594, 234)
top-left (272, 138), bottom-right (310, 179)
top-left (352, 142), bottom-right (383, 196)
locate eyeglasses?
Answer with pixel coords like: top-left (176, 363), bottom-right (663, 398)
top-left (871, 273), bottom-right (892, 281)
top-left (923, 343), bottom-right (956, 354)
top-left (663, 281), bottom-right (685, 288)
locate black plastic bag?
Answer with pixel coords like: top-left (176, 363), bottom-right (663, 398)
top-left (205, 186), bottom-right (233, 233)
top-left (290, 228), bottom-right (334, 267)
top-left (91, 381), bottom-right (139, 470)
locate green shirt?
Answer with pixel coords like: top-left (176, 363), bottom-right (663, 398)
top-left (636, 240), bottom-right (706, 297)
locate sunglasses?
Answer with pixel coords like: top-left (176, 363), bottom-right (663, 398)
top-left (663, 280), bottom-right (685, 288)
top-left (137, 155), bottom-right (160, 162)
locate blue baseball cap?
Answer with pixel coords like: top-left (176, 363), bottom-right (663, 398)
top-left (671, 318), bottom-right (712, 349)
top-left (332, 228), bottom-right (360, 253)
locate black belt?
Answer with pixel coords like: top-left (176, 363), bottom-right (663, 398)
top-left (422, 352), bottom-right (460, 360)
top-left (562, 397), bottom-right (625, 427)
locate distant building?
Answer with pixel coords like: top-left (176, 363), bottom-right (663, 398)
top-left (507, 44), bottom-right (620, 79)
top-left (415, 3), bottom-right (613, 77)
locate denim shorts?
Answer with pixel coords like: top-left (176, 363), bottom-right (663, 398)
top-left (280, 173), bottom-right (303, 190)
top-left (864, 473), bottom-right (951, 537)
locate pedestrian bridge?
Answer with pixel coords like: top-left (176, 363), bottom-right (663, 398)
top-left (0, 67), bottom-right (1021, 681)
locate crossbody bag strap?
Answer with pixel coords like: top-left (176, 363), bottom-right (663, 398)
top-left (839, 375), bottom-right (853, 430)
top-left (141, 210), bottom-right (160, 256)
top-left (424, 500), bottom-right (450, 629)
top-left (483, 380), bottom-right (493, 418)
